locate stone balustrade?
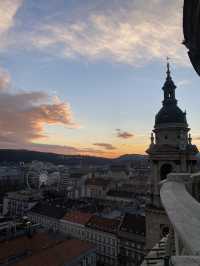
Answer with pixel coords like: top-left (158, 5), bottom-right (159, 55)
top-left (141, 172), bottom-right (200, 266)
top-left (160, 173), bottom-right (200, 256)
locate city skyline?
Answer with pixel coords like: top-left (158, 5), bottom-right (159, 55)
top-left (0, 0), bottom-right (200, 158)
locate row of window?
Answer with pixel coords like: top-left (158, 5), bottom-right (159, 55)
top-left (86, 231), bottom-right (116, 246)
top-left (123, 240), bottom-right (143, 250)
top-left (96, 244), bottom-right (116, 256)
top-left (60, 223), bottom-right (84, 239)
top-left (30, 215), bottom-right (59, 230)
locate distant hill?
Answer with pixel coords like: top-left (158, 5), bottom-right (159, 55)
top-left (0, 149), bottom-right (111, 166)
top-left (0, 149), bottom-right (149, 166)
top-left (116, 154), bottom-right (148, 161)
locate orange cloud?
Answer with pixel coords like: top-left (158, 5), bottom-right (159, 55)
top-left (0, 66), bottom-right (79, 149)
top-left (0, 67), bottom-right (120, 158)
top-left (116, 129), bottom-right (134, 139)
top-left (0, 91), bottom-right (78, 143)
top-left (93, 142), bottom-right (116, 150)
top-left (0, 67), bottom-right (10, 91)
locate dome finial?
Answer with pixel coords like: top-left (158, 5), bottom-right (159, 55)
top-left (166, 57), bottom-right (171, 77)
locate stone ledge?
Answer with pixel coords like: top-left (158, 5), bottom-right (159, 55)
top-left (171, 256), bottom-right (200, 266)
top-left (160, 178), bottom-right (200, 255)
top-left (167, 173), bottom-right (190, 183)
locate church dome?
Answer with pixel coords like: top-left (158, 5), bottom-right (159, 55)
top-left (155, 103), bottom-right (187, 125)
top-left (155, 61), bottom-right (187, 127)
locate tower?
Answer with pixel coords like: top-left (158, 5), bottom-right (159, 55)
top-left (145, 62), bottom-right (199, 250)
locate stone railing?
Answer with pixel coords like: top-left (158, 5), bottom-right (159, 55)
top-left (141, 172), bottom-right (200, 266)
top-left (140, 237), bottom-right (168, 266)
top-left (159, 172), bottom-right (200, 265)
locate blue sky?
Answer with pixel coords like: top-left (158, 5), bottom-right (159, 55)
top-left (0, 0), bottom-right (199, 157)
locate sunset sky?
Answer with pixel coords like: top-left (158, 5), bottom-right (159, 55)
top-left (0, 0), bottom-right (200, 158)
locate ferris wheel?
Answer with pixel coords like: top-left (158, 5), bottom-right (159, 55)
top-left (26, 161), bottom-right (48, 189)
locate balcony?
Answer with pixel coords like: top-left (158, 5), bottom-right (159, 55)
top-left (142, 172), bottom-right (200, 266)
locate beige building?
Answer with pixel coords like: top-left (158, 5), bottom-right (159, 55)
top-left (85, 177), bottom-right (112, 198)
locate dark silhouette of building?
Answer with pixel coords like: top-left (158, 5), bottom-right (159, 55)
top-left (183, 0), bottom-right (200, 76)
top-left (145, 62), bottom-right (198, 250)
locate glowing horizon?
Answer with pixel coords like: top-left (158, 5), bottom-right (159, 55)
top-left (0, 0), bottom-right (200, 158)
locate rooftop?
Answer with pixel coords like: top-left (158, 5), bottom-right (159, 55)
top-left (62, 211), bottom-right (93, 225)
top-left (120, 213), bottom-right (146, 236)
top-left (6, 190), bottom-right (42, 201)
top-left (30, 202), bottom-right (66, 219)
top-left (0, 231), bottom-right (94, 266)
top-left (107, 190), bottom-right (135, 199)
top-left (86, 215), bottom-right (120, 234)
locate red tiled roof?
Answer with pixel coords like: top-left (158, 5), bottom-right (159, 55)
top-left (86, 215), bottom-right (120, 234)
top-left (62, 211), bottom-right (93, 225)
top-left (0, 232), bottom-right (55, 261)
top-left (0, 233), bottom-right (95, 266)
top-left (13, 239), bottom-right (95, 266)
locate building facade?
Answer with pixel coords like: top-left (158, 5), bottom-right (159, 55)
top-left (85, 177), bottom-right (112, 198)
top-left (145, 63), bottom-right (199, 250)
top-left (60, 211), bottom-right (93, 240)
top-left (85, 215), bottom-right (120, 266)
top-left (118, 213), bottom-right (146, 266)
top-left (28, 202), bottom-right (66, 231)
top-left (3, 190), bottom-right (41, 217)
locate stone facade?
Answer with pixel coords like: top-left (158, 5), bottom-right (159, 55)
top-left (145, 207), bottom-right (169, 251)
top-left (145, 63), bottom-right (199, 250)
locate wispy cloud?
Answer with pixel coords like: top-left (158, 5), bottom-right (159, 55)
top-left (0, 0), bottom-right (187, 66)
top-left (93, 142), bottom-right (116, 150)
top-left (0, 0), bottom-right (23, 50)
top-left (116, 129), bottom-right (134, 139)
top-left (27, 0), bottom-right (187, 66)
top-left (177, 79), bottom-right (191, 87)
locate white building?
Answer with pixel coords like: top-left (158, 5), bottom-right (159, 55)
top-left (85, 215), bottom-right (120, 266)
top-left (3, 190), bottom-right (41, 217)
top-left (60, 211), bottom-right (93, 240)
top-left (28, 202), bottom-right (66, 231)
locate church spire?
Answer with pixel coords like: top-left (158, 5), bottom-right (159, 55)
top-left (162, 59), bottom-right (177, 105)
top-left (166, 57), bottom-right (170, 78)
